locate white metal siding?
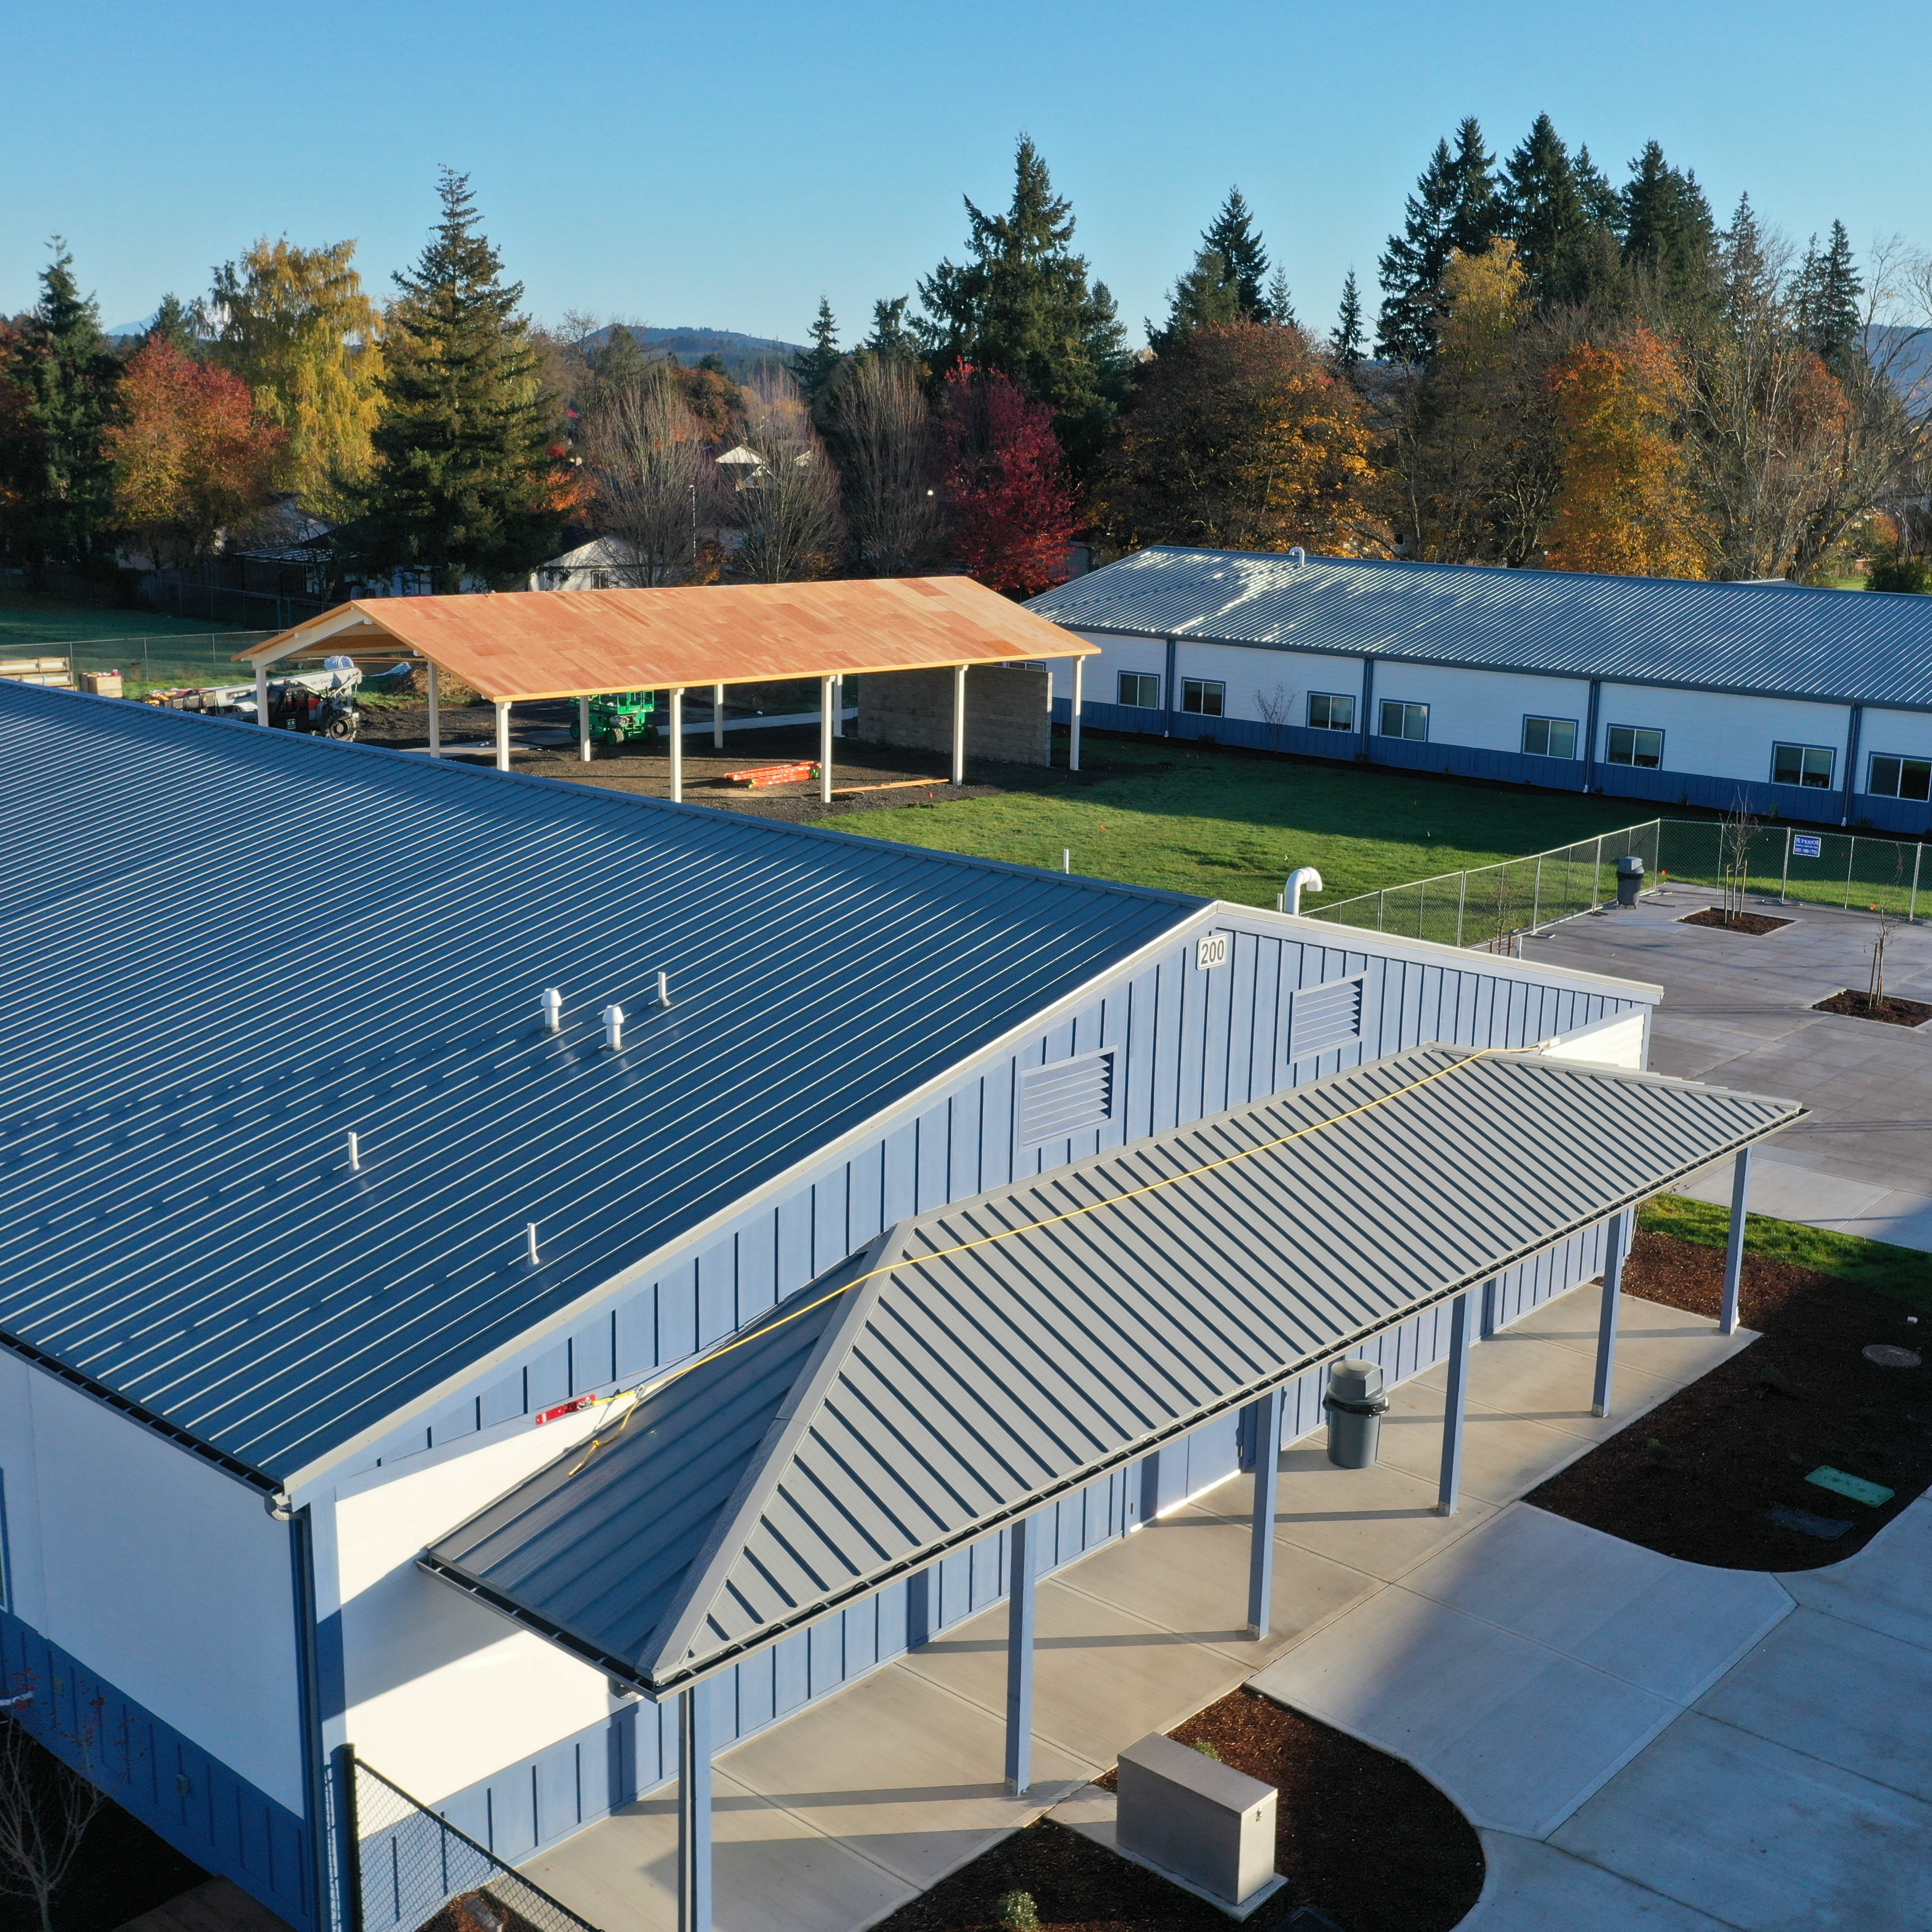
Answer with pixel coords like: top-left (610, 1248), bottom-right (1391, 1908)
top-left (1597, 683), bottom-right (1852, 784)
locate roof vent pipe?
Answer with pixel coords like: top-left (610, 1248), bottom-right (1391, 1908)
top-left (656, 971), bottom-right (672, 1009)
top-left (525, 1222), bottom-right (540, 1265)
top-left (601, 1003), bottom-right (626, 1051)
top-left (1288, 546), bottom-right (1306, 569)
top-left (346, 1131), bottom-right (361, 1173)
top-left (1283, 866), bottom-right (1324, 916)
top-left (541, 987), bottom-right (563, 1033)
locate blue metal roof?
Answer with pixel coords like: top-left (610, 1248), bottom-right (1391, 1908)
top-left (0, 685), bottom-right (1200, 1484)
top-left (1028, 547), bottom-right (1932, 710)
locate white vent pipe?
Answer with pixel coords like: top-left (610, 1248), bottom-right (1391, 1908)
top-left (1284, 866), bottom-right (1324, 916)
top-left (525, 1223), bottom-right (540, 1264)
top-left (601, 1003), bottom-right (626, 1050)
top-left (656, 971), bottom-right (672, 1008)
top-left (541, 987), bottom-right (563, 1033)
top-left (346, 1131), bottom-right (361, 1172)
top-left (1288, 545), bottom-right (1307, 568)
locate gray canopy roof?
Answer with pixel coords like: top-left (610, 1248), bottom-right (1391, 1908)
top-left (423, 1044), bottom-right (1801, 1695)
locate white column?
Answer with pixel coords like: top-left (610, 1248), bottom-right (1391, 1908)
top-left (426, 661), bottom-right (441, 755)
top-left (1721, 1148), bottom-right (1752, 1335)
top-left (1246, 1386), bottom-right (1282, 1639)
top-left (1594, 1212), bottom-right (1630, 1416)
top-left (669, 687), bottom-right (684, 802)
top-left (952, 664), bottom-right (967, 785)
top-left (1436, 1291), bottom-right (1472, 1516)
top-left (820, 675), bottom-right (834, 806)
top-left (677, 1682), bottom-right (713, 1932)
top-left (1004, 1513), bottom-right (1036, 1797)
top-left (254, 663), bottom-right (270, 728)
top-left (493, 700), bottom-right (510, 773)
top-left (1069, 655), bottom-right (1084, 773)
top-left (712, 682), bottom-right (724, 749)
top-left (834, 672), bottom-right (845, 738)
top-left (578, 696), bottom-right (592, 762)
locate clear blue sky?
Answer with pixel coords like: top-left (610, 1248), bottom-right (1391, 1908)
top-left (4, 0), bottom-right (1924, 348)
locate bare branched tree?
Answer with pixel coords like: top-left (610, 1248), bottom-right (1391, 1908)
top-left (824, 353), bottom-right (942, 575)
top-left (1255, 683), bottom-right (1298, 754)
top-left (0, 1704), bottom-right (109, 1932)
top-left (1718, 798), bottom-right (1761, 922)
top-left (580, 360), bottom-right (719, 586)
top-left (729, 368), bottom-right (847, 583)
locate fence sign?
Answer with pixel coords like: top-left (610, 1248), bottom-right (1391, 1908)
top-left (1792, 834), bottom-right (1823, 858)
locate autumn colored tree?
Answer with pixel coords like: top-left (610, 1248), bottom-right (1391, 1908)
top-left (1095, 323), bottom-right (1383, 558)
top-left (106, 338), bottom-right (285, 566)
top-left (937, 364), bottom-right (1083, 596)
top-left (1544, 326), bottom-right (1714, 577)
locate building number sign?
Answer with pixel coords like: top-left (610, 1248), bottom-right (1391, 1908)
top-left (1196, 932), bottom-right (1231, 970)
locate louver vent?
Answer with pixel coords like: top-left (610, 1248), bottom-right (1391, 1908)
top-left (1018, 1051), bottom-right (1116, 1145)
top-left (1289, 975), bottom-right (1366, 1063)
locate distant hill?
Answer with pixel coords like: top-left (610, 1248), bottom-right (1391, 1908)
top-left (1871, 325), bottom-right (1932, 415)
top-left (580, 324), bottom-right (806, 379)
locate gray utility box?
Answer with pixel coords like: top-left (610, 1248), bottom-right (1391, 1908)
top-left (1115, 1732), bottom-right (1285, 1917)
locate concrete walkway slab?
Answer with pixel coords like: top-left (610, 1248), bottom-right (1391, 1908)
top-left (1550, 1710), bottom-right (1932, 1931)
top-left (1507, 1290), bottom-right (1755, 1390)
top-left (1780, 1493), bottom-right (1932, 1651)
top-left (1259, 1450), bottom-right (1500, 1582)
top-left (1461, 1830), bottom-right (1735, 1931)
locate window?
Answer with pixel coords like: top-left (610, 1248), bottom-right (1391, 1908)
top-left (1017, 1051), bottom-right (1115, 1145)
top-left (1117, 672), bottom-right (1161, 710)
top-left (1772, 742), bottom-right (1836, 789)
top-left (1289, 974), bottom-right (1366, 1063)
top-left (1867, 754), bottom-right (1932, 802)
top-left (1307, 691), bottom-right (1355, 732)
top-left (1378, 699), bottom-right (1429, 742)
top-left (1522, 715), bottom-right (1578, 760)
top-left (1181, 678), bottom-right (1225, 717)
top-left (1605, 724), bottom-right (1664, 769)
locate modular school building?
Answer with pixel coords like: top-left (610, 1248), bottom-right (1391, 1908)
top-left (1027, 547), bottom-right (1932, 834)
top-left (0, 677), bottom-right (1794, 1932)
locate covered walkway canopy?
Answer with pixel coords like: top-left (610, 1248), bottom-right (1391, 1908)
top-left (238, 576), bottom-right (1099, 795)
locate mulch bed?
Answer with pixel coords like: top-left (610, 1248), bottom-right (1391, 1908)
top-left (870, 1690), bottom-right (1483, 1932)
top-left (1811, 988), bottom-right (1932, 1026)
top-left (1679, 908), bottom-right (1793, 936)
top-left (1528, 1230), bottom-right (1932, 1569)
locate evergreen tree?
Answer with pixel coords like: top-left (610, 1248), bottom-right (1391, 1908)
top-left (1794, 221), bottom-right (1863, 372)
top-left (1499, 115), bottom-right (1598, 307)
top-left (1376, 119), bottom-right (1499, 363)
top-left (1330, 271), bottom-right (1364, 368)
top-left (1201, 187), bottom-right (1270, 318)
top-left (1149, 248), bottom-right (1242, 354)
top-left (1445, 117), bottom-right (1500, 255)
top-left (1265, 266), bottom-right (1297, 330)
top-left (4, 244), bottom-right (123, 579)
top-left (864, 297), bottom-right (919, 361)
top-left (1620, 143), bottom-right (1715, 301)
top-left (145, 294), bottom-right (204, 357)
top-left (789, 298), bottom-right (844, 400)
top-left (1573, 146), bottom-right (1625, 237)
top-left (915, 136), bottom-right (1129, 468)
top-left (338, 170), bottom-right (565, 592)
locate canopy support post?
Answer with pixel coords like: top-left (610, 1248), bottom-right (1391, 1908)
top-left (1721, 1148), bottom-right (1752, 1335)
top-left (952, 664), bottom-right (968, 786)
top-left (578, 696), bottom-right (592, 762)
top-left (835, 672), bottom-right (845, 739)
top-left (254, 664), bottom-right (270, 729)
top-left (712, 682), bottom-right (724, 749)
top-left (493, 701), bottom-right (510, 773)
top-left (676, 1681), bottom-right (713, 1932)
top-left (1435, 1291), bottom-right (1472, 1516)
top-left (1005, 1512), bottom-right (1036, 1797)
top-left (426, 661), bottom-right (440, 756)
top-left (669, 687), bottom-right (684, 803)
top-left (1069, 654), bottom-right (1083, 773)
top-left (820, 676), bottom-right (835, 806)
top-left (1594, 1210), bottom-right (1630, 1416)
top-left (1246, 1385), bottom-right (1282, 1639)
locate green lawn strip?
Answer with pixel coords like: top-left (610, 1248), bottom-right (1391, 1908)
top-left (1644, 1192), bottom-right (1932, 1315)
top-left (0, 594), bottom-right (275, 686)
top-left (824, 743), bottom-right (1691, 909)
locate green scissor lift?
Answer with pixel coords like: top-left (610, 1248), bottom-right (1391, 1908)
top-left (573, 691), bottom-right (659, 746)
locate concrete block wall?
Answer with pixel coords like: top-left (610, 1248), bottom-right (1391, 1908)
top-left (857, 665), bottom-right (1052, 767)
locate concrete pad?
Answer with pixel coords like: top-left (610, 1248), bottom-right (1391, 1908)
top-left (1247, 1582), bottom-right (1681, 1838)
top-left (1510, 1292), bottom-right (1754, 1390)
top-left (1378, 1378), bottom-right (1592, 1506)
top-left (1262, 1445), bottom-right (1501, 1581)
top-left (897, 1576), bottom-right (1251, 1772)
top-left (1552, 1710), bottom-right (1932, 1931)
top-left (524, 1767), bottom-right (914, 1932)
top-left (1461, 1830), bottom-right (1736, 1931)
top-left (1695, 1608), bottom-right (1932, 1801)
top-left (1461, 1331), bottom-right (1681, 1444)
top-left (1781, 1495), bottom-right (1932, 1652)
top-left (718, 1660), bottom-right (1089, 1889)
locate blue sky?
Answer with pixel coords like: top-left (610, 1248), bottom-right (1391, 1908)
top-left (4, 0), bottom-right (1925, 348)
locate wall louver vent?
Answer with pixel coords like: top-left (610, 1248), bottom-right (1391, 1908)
top-left (1018, 1051), bottom-right (1116, 1145)
top-left (1289, 975), bottom-right (1366, 1063)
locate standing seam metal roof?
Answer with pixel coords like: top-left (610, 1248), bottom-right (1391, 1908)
top-left (422, 1044), bottom-right (1802, 1694)
top-left (0, 684), bottom-right (1200, 1483)
top-left (1025, 547), bottom-right (1932, 710)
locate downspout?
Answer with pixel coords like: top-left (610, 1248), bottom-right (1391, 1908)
top-left (1358, 655), bottom-right (1375, 763)
top-left (287, 1508), bottom-right (337, 1932)
top-left (1583, 678), bottom-right (1602, 793)
top-left (1162, 636), bottom-right (1178, 740)
top-left (1841, 703), bottom-right (1863, 828)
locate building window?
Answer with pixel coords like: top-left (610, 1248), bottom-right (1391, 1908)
top-left (1118, 672), bottom-right (1161, 710)
top-left (1522, 715), bottom-right (1578, 760)
top-left (1378, 699), bottom-right (1429, 742)
top-left (1307, 692), bottom-right (1355, 732)
top-left (1605, 724), bottom-right (1664, 769)
top-left (1772, 742), bottom-right (1836, 789)
top-left (1867, 754), bottom-right (1932, 802)
top-left (1181, 678), bottom-right (1225, 717)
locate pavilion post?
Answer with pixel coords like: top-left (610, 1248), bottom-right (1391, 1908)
top-left (1593, 1210), bottom-right (1630, 1417)
top-left (1246, 1385), bottom-right (1282, 1639)
top-left (1435, 1291), bottom-right (1472, 1516)
top-left (1721, 1147), bottom-right (1752, 1335)
top-left (669, 687), bottom-right (684, 803)
top-left (834, 672), bottom-right (845, 739)
top-left (578, 696), bottom-right (592, 762)
top-left (426, 661), bottom-right (441, 756)
top-left (1005, 1511), bottom-right (1037, 1797)
top-left (254, 663), bottom-right (270, 729)
top-left (820, 675), bottom-right (835, 806)
top-left (952, 664), bottom-right (968, 786)
top-left (1069, 654), bottom-right (1084, 773)
top-left (712, 682), bottom-right (724, 749)
top-left (493, 701), bottom-right (511, 773)
top-left (676, 1680), bottom-right (713, 1932)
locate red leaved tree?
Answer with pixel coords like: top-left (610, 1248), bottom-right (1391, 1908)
top-left (937, 364), bottom-right (1082, 596)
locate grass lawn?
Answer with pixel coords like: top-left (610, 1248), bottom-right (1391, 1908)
top-left (0, 593), bottom-right (275, 686)
top-left (821, 736), bottom-right (1694, 910)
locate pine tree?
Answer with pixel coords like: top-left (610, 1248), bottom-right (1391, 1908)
top-left (864, 297), bottom-right (918, 361)
top-left (1265, 267), bottom-right (1297, 330)
top-left (1620, 144), bottom-right (1715, 302)
top-left (1201, 187), bottom-right (1270, 318)
top-left (915, 136), bottom-right (1129, 468)
top-left (1148, 249), bottom-right (1242, 354)
top-left (145, 294), bottom-right (203, 357)
top-left (1794, 221), bottom-right (1863, 372)
top-left (1330, 271), bottom-right (1364, 368)
top-left (1445, 118), bottom-right (1499, 255)
top-left (1377, 119), bottom-right (1498, 363)
top-left (1500, 115), bottom-right (1597, 307)
top-left (338, 170), bottom-right (565, 592)
top-left (4, 245), bottom-right (123, 580)
top-left (789, 298), bottom-right (844, 400)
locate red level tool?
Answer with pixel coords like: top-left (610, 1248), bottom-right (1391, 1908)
top-left (725, 761), bottom-right (822, 788)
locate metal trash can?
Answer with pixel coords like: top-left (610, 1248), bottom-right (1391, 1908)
top-left (1323, 1359), bottom-right (1389, 1469)
top-left (1616, 856), bottom-right (1645, 906)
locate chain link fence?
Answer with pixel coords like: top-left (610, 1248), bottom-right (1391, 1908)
top-left (1652, 820), bottom-right (1929, 920)
top-left (345, 1752), bottom-right (604, 1932)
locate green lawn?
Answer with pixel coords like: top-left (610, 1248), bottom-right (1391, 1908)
top-left (0, 594), bottom-right (273, 686)
top-left (822, 737), bottom-right (1686, 911)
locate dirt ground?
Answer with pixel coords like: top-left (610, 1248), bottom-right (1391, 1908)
top-left (871, 1689), bottom-right (1481, 1932)
top-left (1529, 1229), bottom-right (1932, 1569)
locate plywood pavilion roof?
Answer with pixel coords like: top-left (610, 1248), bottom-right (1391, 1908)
top-left (239, 576), bottom-right (1096, 704)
